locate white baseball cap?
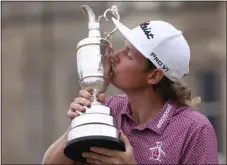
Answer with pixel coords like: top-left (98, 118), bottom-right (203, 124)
top-left (112, 18), bottom-right (190, 82)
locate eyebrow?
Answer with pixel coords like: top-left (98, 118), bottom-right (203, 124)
top-left (124, 42), bottom-right (133, 50)
top-left (127, 45), bottom-right (137, 53)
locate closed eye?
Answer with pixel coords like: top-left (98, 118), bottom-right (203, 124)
top-left (123, 53), bottom-right (133, 60)
top-left (122, 46), bottom-right (133, 60)
top-left (127, 52), bottom-right (133, 60)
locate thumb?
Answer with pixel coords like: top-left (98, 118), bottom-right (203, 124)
top-left (120, 130), bottom-right (131, 149)
top-left (103, 47), bottom-right (113, 80)
top-left (97, 93), bottom-right (106, 103)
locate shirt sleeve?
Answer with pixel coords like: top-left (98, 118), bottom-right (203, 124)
top-left (180, 123), bottom-right (219, 164)
top-left (104, 96), bottom-right (113, 106)
top-left (104, 96), bottom-right (117, 117)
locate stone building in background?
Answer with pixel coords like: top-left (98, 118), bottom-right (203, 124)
top-left (2, 2), bottom-right (226, 164)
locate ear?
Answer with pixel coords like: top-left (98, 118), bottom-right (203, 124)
top-left (147, 69), bottom-right (165, 85)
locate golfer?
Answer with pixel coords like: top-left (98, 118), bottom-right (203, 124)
top-left (42, 18), bottom-right (219, 164)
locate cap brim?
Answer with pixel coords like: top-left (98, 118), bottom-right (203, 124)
top-left (112, 18), bottom-right (148, 59)
top-left (112, 18), bottom-right (131, 37)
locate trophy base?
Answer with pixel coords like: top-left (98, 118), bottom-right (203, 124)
top-left (64, 135), bottom-right (125, 161)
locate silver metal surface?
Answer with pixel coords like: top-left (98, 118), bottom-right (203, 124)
top-left (80, 5), bottom-right (120, 40)
top-left (71, 113), bottom-right (115, 128)
top-left (68, 124), bottom-right (119, 141)
top-left (76, 5), bottom-right (120, 97)
top-left (76, 38), bottom-right (112, 93)
top-left (84, 103), bottom-right (111, 114)
top-left (66, 5), bottom-right (121, 149)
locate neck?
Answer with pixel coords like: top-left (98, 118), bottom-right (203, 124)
top-left (125, 88), bottom-right (165, 125)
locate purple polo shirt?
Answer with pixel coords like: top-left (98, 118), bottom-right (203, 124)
top-left (104, 94), bottom-right (219, 164)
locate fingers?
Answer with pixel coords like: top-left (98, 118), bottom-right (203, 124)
top-left (103, 47), bottom-right (113, 82)
top-left (70, 102), bottom-right (87, 111)
top-left (67, 102), bottom-right (86, 120)
top-left (74, 97), bottom-right (91, 107)
top-left (104, 55), bottom-right (112, 77)
top-left (67, 109), bottom-right (79, 120)
top-left (120, 130), bottom-right (132, 150)
top-left (67, 95), bottom-right (105, 121)
top-left (67, 92), bottom-right (91, 120)
top-left (67, 89), bottom-right (106, 120)
top-left (90, 147), bottom-right (119, 157)
top-left (97, 93), bottom-right (106, 103)
top-left (78, 89), bottom-right (106, 103)
top-left (82, 152), bottom-right (114, 164)
top-left (78, 89), bottom-right (93, 102)
top-left (86, 158), bottom-right (105, 164)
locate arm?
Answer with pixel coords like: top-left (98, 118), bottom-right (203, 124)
top-left (42, 90), bottom-right (109, 164)
top-left (42, 128), bottom-right (74, 164)
top-left (180, 123), bottom-right (219, 164)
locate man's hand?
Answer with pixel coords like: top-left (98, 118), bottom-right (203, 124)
top-left (67, 89), bottom-right (106, 120)
top-left (82, 131), bottom-right (136, 164)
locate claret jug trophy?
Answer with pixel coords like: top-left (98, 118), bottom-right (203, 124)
top-left (64, 5), bottom-right (125, 161)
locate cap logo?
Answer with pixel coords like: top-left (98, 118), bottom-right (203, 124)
top-left (150, 52), bottom-right (169, 72)
top-left (140, 21), bottom-right (154, 39)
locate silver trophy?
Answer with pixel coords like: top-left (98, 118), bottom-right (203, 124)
top-left (64, 5), bottom-right (125, 161)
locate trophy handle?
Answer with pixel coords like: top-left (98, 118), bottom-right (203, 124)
top-left (81, 5), bottom-right (100, 31)
top-left (80, 5), bottom-right (120, 39)
top-left (80, 5), bottom-right (96, 22)
top-left (101, 5), bottom-right (120, 40)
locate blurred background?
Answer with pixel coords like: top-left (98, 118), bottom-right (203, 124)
top-left (1, 1), bottom-right (226, 164)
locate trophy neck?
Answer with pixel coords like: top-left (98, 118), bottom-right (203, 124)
top-left (88, 29), bottom-right (101, 37)
top-left (80, 5), bottom-right (102, 38)
top-left (87, 19), bottom-right (101, 38)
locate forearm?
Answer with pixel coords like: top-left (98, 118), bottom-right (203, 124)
top-left (42, 128), bottom-right (74, 164)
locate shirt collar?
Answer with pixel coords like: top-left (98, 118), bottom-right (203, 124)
top-left (120, 98), bottom-right (184, 135)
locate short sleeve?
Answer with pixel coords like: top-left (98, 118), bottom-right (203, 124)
top-left (104, 95), bottom-right (127, 116)
top-left (104, 96), bottom-right (117, 117)
top-left (104, 96), bottom-right (114, 107)
top-left (180, 123), bottom-right (219, 164)
top-left (103, 95), bottom-right (128, 130)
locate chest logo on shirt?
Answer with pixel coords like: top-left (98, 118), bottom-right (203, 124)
top-left (157, 104), bottom-right (172, 128)
top-left (149, 142), bottom-right (165, 161)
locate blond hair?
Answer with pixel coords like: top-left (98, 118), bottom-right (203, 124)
top-left (147, 60), bottom-right (201, 107)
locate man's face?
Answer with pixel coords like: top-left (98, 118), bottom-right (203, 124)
top-left (109, 40), bottom-right (150, 91)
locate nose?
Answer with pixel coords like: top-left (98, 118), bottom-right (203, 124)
top-left (110, 49), bottom-right (122, 64)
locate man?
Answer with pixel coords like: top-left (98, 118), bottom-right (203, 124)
top-left (42, 18), bottom-right (219, 164)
